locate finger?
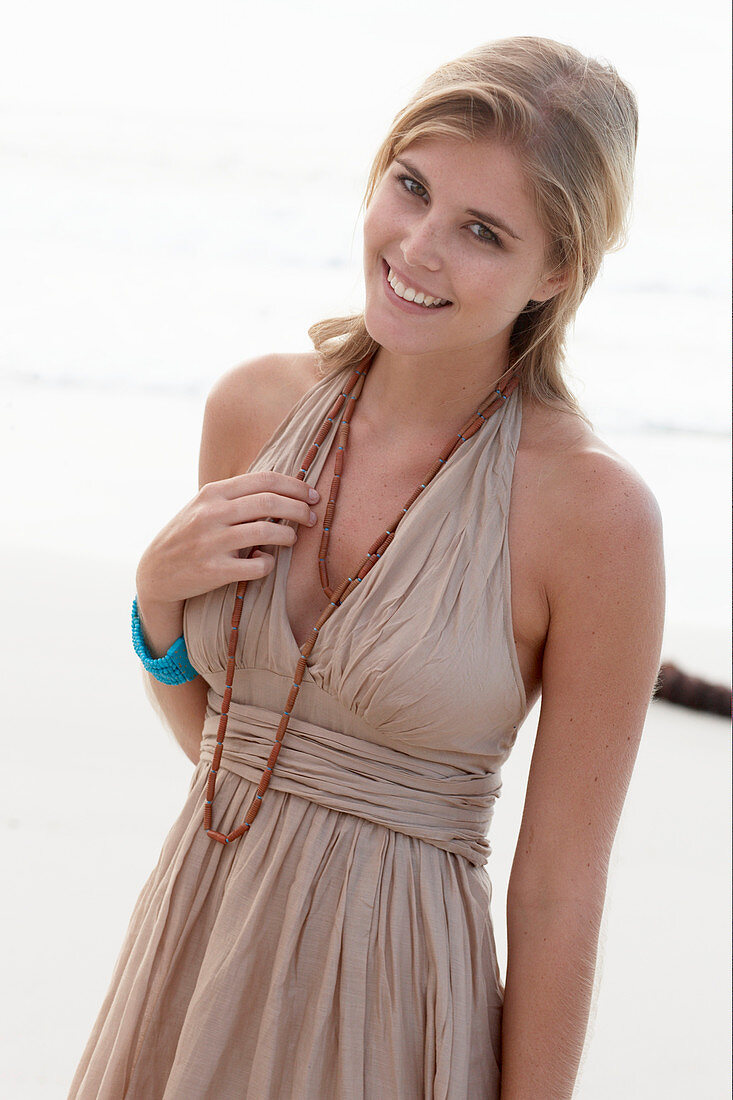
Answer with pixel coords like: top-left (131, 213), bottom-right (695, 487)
top-left (236, 548), bottom-right (276, 577)
top-left (223, 492), bottom-right (316, 529)
top-left (223, 519), bottom-right (298, 552)
top-left (216, 470), bottom-right (319, 504)
top-left (250, 549), bottom-right (275, 565)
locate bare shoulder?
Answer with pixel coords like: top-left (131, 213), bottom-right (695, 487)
top-left (521, 401), bottom-right (664, 607)
top-left (199, 350), bottom-right (322, 486)
top-left (507, 405), bottom-right (666, 904)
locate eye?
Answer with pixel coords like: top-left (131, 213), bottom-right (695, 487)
top-left (395, 171), bottom-right (503, 248)
top-left (469, 222), bottom-right (502, 247)
top-left (397, 173), bottom-right (428, 200)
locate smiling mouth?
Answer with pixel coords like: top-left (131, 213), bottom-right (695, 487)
top-left (382, 259), bottom-right (452, 309)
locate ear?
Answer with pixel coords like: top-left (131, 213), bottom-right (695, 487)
top-left (528, 265), bottom-right (569, 304)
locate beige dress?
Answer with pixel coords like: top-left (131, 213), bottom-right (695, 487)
top-left (69, 363), bottom-right (530, 1099)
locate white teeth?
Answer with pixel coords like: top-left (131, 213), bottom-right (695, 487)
top-left (387, 266), bottom-right (448, 308)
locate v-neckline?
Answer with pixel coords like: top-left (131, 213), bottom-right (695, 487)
top-left (275, 367), bottom-right (516, 666)
top-left (277, 408), bottom-right (374, 661)
top-left (276, 365), bottom-right (432, 661)
top-left (275, 361), bottom-right (450, 661)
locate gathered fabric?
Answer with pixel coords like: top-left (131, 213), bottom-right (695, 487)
top-left (69, 363), bottom-right (529, 1099)
top-left (199, 688), bottom-right (503, 866)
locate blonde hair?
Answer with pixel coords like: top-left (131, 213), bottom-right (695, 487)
top-left (308, 36), bottom-right (639, 424)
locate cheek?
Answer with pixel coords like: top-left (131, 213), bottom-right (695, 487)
top-left (362, 208), bottom-right (384, 257)
top-left (364, 189), bottom-right (403, 245)
top-left (460, 259), bottom-right (537, 317)
top-left (362, 204), bottom-right (380, 245)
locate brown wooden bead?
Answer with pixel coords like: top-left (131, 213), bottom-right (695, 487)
top-left (203, 354), bottom-right (518, 844)
top-left (314, 606), bottom-right (332, 630)
top-left (244, 798), bottom-right (261, 825)
top-left (301, 444), bottom-right (319, 468)
top-left (285, 686), bottom-right (299, 712)
top-left (207, 830), bottom-right (229, 844)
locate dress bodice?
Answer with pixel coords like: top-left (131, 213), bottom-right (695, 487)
top-left (183, 362), bottom-right (530, 865)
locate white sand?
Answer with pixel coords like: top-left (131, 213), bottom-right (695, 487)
top-left (1, 382), bottom-right (730, 1097)
top-left (1, 3), bottom-right (730, 1089)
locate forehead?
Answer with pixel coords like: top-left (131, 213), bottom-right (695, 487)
top-left (393, 134), bottom-right (539, 229)
top-left (398, 134), bottom-right (530, 194)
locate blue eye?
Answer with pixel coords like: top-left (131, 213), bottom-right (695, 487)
top-left (395, 173), bottom-right (502, 248)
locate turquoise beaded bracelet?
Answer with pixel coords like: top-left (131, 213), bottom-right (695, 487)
top-left (131, 596), bottom-right (199, 685)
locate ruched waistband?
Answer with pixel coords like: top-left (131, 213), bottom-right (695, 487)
top-left (199, 689), bottom-right (502, 866)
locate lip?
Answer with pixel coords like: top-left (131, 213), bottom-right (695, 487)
top-left (381, 258), bottom-right (452, 315)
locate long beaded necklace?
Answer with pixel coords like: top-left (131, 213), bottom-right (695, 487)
top-left (204, 351), bottom-right (519, 845)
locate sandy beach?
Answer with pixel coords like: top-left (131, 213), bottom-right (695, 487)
top-left (2, 0), bottom-right (730, 1092)
top-left (1, 382), bottom-right (730, 1097)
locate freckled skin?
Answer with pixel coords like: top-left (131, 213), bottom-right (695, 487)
top-left (362, 135), bottom-right (565, 379)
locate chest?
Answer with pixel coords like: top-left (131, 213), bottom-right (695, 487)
top-left (285, 438), bottom-right (430, 651)
top-left (283, 427), bottom-right (548, 712)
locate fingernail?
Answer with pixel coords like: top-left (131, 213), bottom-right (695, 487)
top-left (309, 510), bottom-right (317, 525)
top-left (308, 488), bottom-right (319, 501)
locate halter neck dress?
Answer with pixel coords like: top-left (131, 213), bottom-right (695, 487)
top-left (68, 361), bottom-right (531, 1100)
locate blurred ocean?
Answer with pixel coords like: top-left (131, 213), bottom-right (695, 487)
top-left (1, 0), bottom-right (730, 434)
top-left (1, 9), bottom-right (731, 1099)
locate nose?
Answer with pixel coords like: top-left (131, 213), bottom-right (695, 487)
top-left (400, 213), bottom-right (442, 273)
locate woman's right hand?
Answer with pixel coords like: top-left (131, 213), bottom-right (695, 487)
top-left (134, 471), bottom-right (319, 649)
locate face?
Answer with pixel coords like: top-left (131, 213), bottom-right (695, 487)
top-left (362, 135), bottom-right (564, 367)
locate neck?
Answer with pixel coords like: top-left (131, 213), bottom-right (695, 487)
top-left (357, 343), bottom-right (514, 442)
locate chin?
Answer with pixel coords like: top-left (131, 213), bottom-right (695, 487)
top-left (363, 300), bottom-right (441, 358)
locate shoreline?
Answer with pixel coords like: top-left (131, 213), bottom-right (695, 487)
top-left (1, 545), bottom-right (730, 1096)
top-left (2, 375), bottom-right (730, 1096)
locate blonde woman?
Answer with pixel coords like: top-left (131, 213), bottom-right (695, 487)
top-left (69, 36), bottom-right (665, 1100)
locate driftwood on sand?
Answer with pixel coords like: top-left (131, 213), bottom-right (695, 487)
top-left (654, 662), bottom-right (732, 719)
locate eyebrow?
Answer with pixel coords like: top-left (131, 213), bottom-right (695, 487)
top-left (394, 157), bottom-right (523, 241)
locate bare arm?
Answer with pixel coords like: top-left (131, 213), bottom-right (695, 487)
top-left (500, 454), bottom-right (665, 1099)
top-left (135, 602), bottom-right (209, 765)
top-left (133, 362), bottom-right (258, 763)
top-left (134, 354), bottom-right (319, 763)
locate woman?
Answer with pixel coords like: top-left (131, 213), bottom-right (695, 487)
top-left (69, 36), bottom-right (665, 1100)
